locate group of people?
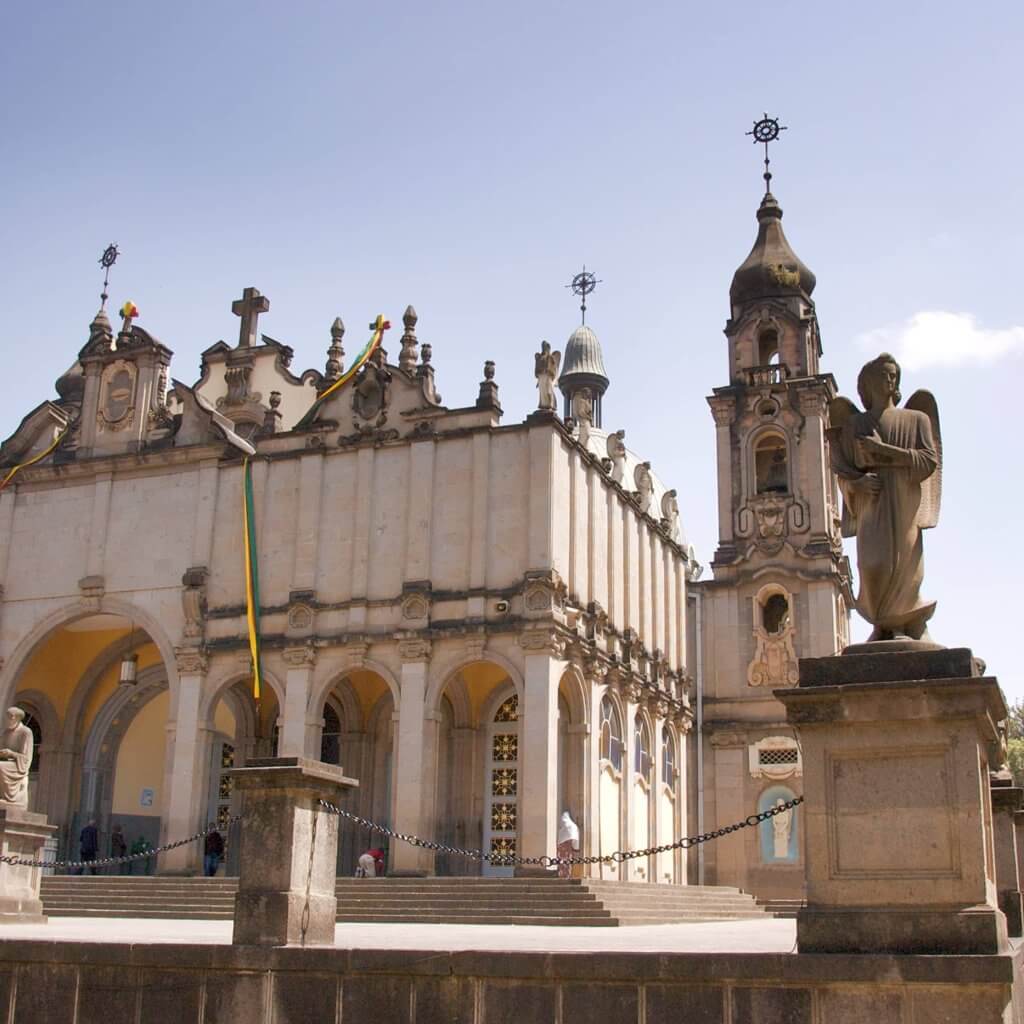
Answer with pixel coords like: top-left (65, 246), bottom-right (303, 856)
top-left (75, 820), bottom-right (155, 874)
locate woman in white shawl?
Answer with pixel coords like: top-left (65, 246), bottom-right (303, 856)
top-left (557, 811), bottom-right (580, 878)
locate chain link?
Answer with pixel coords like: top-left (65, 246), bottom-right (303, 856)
top-left (0, 798), bottom-right (804, 873)
top-left (316, 796), bottom-right (803, 869)
top-left (0, 817), bottom-right (242, 871)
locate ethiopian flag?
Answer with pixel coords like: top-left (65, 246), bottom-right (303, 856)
top-left (295, 314), bottom-right (390, 428)
top-left (242, 457), bottom-right (263, 700)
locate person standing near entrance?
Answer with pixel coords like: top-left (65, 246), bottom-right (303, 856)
top-left (79, 819), bottom-right (98, 875)
top-left (557, 811), bottom-right (580, 879)
top-left (204, 825), bottom-right (225, 877)
top-left (110, 824), bottom-right (128, 874)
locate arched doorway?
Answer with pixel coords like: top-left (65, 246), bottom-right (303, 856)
top-left (9, 612), bottom-right (171, 865)
top-left (482, 688), bottom-right (520, 878)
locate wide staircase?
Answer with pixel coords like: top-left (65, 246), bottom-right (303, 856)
top-left (40, 875), bottom-right (770, 927)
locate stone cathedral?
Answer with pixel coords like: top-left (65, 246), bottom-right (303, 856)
top-left (0, 182), bottom-right (846, 902)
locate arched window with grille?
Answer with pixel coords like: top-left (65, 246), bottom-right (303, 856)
top-left (599, 695), bottom-right (623, 771)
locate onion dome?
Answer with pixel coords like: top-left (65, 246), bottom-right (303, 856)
top-left (729, 193), bottom-right (816, 308)
top-left (55, 360), bottom-right (84, 404)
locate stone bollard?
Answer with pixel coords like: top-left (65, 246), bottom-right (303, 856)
top-left (0, 807), bottom-right (56, 923)
top-left (228, 757), bottom-right (358, 947)
top-left (776, 647), bottom-right (1008, 955)
top-left (989, 776), bottom-right (1023, 937)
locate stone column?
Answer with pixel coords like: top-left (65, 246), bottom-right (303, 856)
top-left (279, 644), bottom-right (316, 758)
top-left (0, 807), bottom-right (56, 923)
top-left (778, 647), bottom-right (1008, 955)
top-left (516, 628), bottom-right (564, 874)
top-left (990, 777), bottom-right (1023, 937)
top-left (390, 638), bottom-right (430, 875)
top-left (230, 757), bottom-right (357, 946)
top-left (159, 646), bottom-right (207, 874)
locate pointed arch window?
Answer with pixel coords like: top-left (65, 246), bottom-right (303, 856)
top-left (661, 725), bottom-right (676, 787)
top-left (599, 695), bottom-right (623, 771)
top-left (634, 714), bottom-right (652, 782)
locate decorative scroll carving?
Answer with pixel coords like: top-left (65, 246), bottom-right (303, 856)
top-left (283, 643), bottom-right (317, 668)
top-left (397, 636), bottom-right (432, 662)
top-left (517, 627), bottom-right (566, 657)
top-left (181, 566), bottom-right (209, 641)
top-left (747, 623), bottom-right (799, 687)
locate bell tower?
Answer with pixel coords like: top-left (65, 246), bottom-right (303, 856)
top-left (695, 118), bottom-right (851, 900)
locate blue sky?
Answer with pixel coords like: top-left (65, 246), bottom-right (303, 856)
top-left (3, 2), bottom-right (1021, 694)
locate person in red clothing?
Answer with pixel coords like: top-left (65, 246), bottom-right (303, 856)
top-left (356, 847), bottom-right (386, 877)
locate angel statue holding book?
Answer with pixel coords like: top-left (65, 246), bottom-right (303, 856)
top-left (828, 353), bottom-right (941, 644)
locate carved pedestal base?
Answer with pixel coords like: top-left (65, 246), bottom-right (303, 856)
top-left (0, 806), bottom-right (55, 923)
top-left (777, 647), bottom-right (1008, 955)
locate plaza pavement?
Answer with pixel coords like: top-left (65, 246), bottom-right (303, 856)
top-left (0, 916), bottom-right (797, 953)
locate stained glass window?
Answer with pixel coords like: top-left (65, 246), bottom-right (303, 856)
top-left (492, 733), bottom-right (518, 762)
top-left (491, 768), bottom-right (517, 796)
top-left (490, 836), bottom-right (516, 865)
top-left (494, 695), bottom-right (519, 722)
top-left (490, 803), bottom-right (517, 832)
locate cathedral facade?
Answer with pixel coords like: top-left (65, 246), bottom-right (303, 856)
top-left (0, 186), bottom-right (845, 896)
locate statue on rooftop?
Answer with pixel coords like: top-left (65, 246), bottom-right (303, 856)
top-left (0, 707), bottom-right (33, 808)
top-left (606, 430), bottom-right (627, 483)
top-left (828, 354), bottom-right (941, 643)
top-left (534, 342), bottom-right (561, 412)
top-left (571, 388), bottom-right (593, 448)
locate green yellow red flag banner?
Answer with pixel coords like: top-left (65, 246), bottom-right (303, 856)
top-left (295, 314), bottom-right (391, 428)
top-left (242, 457), bottom-right (263, 700)
top-left (0, 425), bottom-right (69, 493)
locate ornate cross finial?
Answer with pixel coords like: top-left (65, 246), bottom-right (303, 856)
top-left (566, 265), bottom-right (601, 325)
top-left (231, 287), bottom-right (270, 348)
top-left (98, 243), bottom-right (119, 310)
top-left (325, 317), bottom-right (345, 381)
top-left (746, 113), bottom-right (788, 194)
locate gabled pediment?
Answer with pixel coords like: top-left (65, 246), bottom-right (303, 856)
top-left (0, 402), bottom-right (70, 469)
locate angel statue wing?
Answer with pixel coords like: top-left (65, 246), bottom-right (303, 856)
top-left (905, 390), bottom-right (941, 529)
top-left (826, 396), bottom-right (859, 447)
top-left (552, 349), bottom-right (561, 377)
top-left (826, 396), bottom-right (862, 537)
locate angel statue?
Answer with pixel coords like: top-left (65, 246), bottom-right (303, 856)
top-left (534, 341), bottom-right (561, 412)
top-left (828, 353), bottom-right (941, 643)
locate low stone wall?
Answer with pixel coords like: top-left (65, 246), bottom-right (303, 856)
top-left (0, 941), bottom-right (1020, 1023)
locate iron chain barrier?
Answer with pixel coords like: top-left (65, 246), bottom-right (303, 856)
top-left (0, 796), bottom-right (803, 872)
top-left (315, 795), bottom-right (804, 869)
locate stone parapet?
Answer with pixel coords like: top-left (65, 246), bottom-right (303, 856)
top-left (228, 757), bottom-right (357, 946)
top-left (776, 647), bottom-right (1009, 955)
top-left (0, 806), bottom-right (55, 923)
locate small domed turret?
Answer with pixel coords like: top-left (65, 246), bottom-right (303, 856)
top-left (558, 324), bottom-right (610, 426)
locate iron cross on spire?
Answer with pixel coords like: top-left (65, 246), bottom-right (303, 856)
top-left (98, 243), bottom-right (119, 310)
top-left (566, 265), bottom-right (601, 325)
top-left (232, 287), bottom-right (270, 348)
top-left (746, 113), bottom-right (788, 195)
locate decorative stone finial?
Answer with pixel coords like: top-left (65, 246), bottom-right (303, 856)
top-left (477, 361), bottom-right (500, 411)
top-left (399, 305), bottom-right (419, 373)
top-left (325, 317), bottom-right (345, 382)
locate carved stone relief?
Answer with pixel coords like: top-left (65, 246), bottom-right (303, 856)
top-left (181, 566), bottom-right (209, 640)
top-left (98, 360), bottom-right (137, 432)
top-left (749, 735), bottom-right (802, 780)
top-left (747, 622), bottom-right (799, 687)
top-left (352, 351), bottom-right (392, 425)
top-left (522, 569), bottom-right (566, 620)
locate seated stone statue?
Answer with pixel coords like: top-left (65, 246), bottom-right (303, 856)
top-left (0, 707), bottom-right (33, 808)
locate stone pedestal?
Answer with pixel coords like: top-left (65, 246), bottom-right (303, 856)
top-left (776, 647), bottom-right (1008, 955)
top-left (0, 806), bottom-right (56, 923)
top-left (989, 778), bottom-right (1023, 937)
top-left (229, 757), bottom-right (357, 947)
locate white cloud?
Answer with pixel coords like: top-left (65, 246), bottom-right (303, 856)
top-left (855, 311), bottom-right (1024, 370)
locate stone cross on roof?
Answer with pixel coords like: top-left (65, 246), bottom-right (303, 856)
top-left (232, 287), bottom-right (270, 348)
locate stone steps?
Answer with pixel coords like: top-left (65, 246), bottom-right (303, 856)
top-left (40, 876), bottom-right (769, 926)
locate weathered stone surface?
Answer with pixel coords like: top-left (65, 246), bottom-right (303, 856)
top-left (798, 647), bottom-right (979, 687)
top-left (731, 986), bottom-right (812, 1023)
top-left (817, 988), bottom-right (903, 1024)
top-left (341, 975), bottom-right (412, 1023)
top-left (482, 980), bottom-right (556, 1024)
top-left (203, 972), bottom-right (267, 1023)
top-left (645, 983), bottom-right (724, 1023)
top-left (77, 966), bottom-right (139, 1024)
top-left (12, 963), bottom-right (77, 1024)
top-left (139, 969), bottom-right (202, 1024)
top-left (0, 807), bottom-right (56, 923)
top-left (561, 981), bottom-right (639, 1023)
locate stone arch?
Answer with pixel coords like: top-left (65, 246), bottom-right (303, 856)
top-left (0, 597), bottom-right (178, 710)
top-left (557, 663), bottom-right (589, 727)
top-left (78, 664), bottom-right (168, 830)
top-left (309, 669), bottom-right (381, 730)
top-left (426, 650), bottom-right (524, 718)
top-left (309, 658), bottom-right (400, 719)
top-left (749, 426), bottom-right (790, 497)
top-left (199, 668), bottom-right (284, 728)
